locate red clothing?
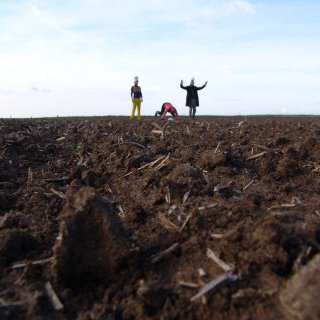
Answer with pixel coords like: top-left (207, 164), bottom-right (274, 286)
top-left (160, 102), bottom-right (180, 120)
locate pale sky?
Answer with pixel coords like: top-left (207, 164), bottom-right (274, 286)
top-left (0, 0), bottom-right (319, 117)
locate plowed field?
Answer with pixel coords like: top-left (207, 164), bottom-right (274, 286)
top-left (1, 116), bottom-right (320, 320)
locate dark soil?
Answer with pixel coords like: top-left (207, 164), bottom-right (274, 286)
top-left (1, 116), bottom-right (320, 320)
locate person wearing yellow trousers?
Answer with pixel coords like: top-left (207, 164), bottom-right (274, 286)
top-left (130, 76), bottom-right (143, 121)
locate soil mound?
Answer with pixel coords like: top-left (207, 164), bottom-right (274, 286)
top-left (53, 187), bottom-right (131, 291)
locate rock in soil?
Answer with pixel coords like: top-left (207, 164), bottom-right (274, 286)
top-left (52, 187), bottom-right (131, 291)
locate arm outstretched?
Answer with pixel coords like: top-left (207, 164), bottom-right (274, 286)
top-left (180, 80), bottom-right (187, 90)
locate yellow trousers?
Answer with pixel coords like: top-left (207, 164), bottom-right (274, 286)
top-left (131, 98), bottom-right (141, 120)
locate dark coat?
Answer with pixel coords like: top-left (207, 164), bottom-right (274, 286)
top-left (180, 84), bottom-right (206, 107)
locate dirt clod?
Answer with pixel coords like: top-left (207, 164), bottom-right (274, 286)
top-left (53, 187), bottom-right (130, 291)
top-left (280, 254), bottom-right (320, 320)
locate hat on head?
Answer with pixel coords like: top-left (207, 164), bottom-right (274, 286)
top-left (134, 76), bottom-right (139, 83)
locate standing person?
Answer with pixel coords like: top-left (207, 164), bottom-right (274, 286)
top-left (131, 76), bottom-right (143, 121)
top-left (180, 78), bottom-right (207, 120)
top-left (155, 102), bottom-right (180, 121)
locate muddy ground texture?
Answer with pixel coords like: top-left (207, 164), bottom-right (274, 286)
top-left (1, 116), bottom-right (320, 320)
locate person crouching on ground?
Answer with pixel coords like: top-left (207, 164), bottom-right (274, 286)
top-left (130, 76), bottom-right (143, 121)
top-left (180, 78), bottom-right (207, 120)
top-left (155, 102), bottom-right (180, 121)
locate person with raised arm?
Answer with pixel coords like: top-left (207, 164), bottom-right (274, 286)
top-left (180, 78), bottom-right (207, 120)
